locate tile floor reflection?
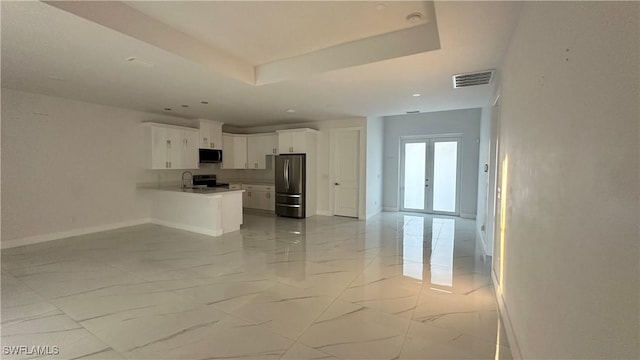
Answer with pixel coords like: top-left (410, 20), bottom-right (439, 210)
top-left (1, 212), bottom-right (511, 359)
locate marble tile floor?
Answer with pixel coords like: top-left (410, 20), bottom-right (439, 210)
top-left (1, 212), bottom-right (512, 360)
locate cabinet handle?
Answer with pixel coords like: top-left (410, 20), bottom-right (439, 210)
top-left (204, 137), bottom-right (208, 142)
top-left (165, 161), bottom-right (168, 168)
top-left (211, 142), bottom-right (214, 148)
top-left (248, 191), bottom-right (251, 197)
top-left (289, 146), bottom-right (292, 152)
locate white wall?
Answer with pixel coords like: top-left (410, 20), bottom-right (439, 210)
top-left (366, 116), bottom-right (384, 218)
top-left (1, 89), bottom-right (193, 247)
top-left (382, 109), bottom-right (481, 217)
top-left (496, 2), bottom-right (639, 358)
top-left (476, 105), bottom-right (493, 255)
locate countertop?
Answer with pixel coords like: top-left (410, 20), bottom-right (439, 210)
top-left (224, 180), bottom-right (275, 186)
top-left (140, 185), bottom-right (245, 197)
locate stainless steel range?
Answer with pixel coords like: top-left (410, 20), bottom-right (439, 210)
top-left (192, 174), bottom-right (229, 188)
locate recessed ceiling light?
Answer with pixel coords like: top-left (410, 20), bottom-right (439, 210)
top-left (181, 105), bottom-right (189, 108)
top-left (201, 101), bottom-right (209, 105)
top-left (163, 108), bottom-right (172, 111)
top-left (406, 12), bottom-right (424, 23)
top-left (285, 109), bottom-right (296, 113)
top-left (413, 93), bottom-right (421, 97)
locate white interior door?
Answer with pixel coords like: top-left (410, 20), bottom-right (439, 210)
top-left (333, 129), bottom-right (359, 217)
top-left (400, 137), bottom-right (460, 215)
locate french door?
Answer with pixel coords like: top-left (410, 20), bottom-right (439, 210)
top-left (400, 137), bottom-right (461, 215)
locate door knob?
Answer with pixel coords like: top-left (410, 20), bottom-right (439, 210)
top-left (335, 182), bottom-right (340, 185)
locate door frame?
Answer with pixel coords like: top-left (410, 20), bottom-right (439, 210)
top-left (329, 127), bottom-right (365, 219)
top-left (399, 134), bottom-right (463, 216)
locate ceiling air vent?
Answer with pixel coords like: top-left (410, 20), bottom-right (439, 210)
top-left (452, 70), bottom-right (494, 88)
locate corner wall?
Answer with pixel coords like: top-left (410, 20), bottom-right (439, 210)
top-left (476, 105), bottom-right (496, 255)
top-left (496, 2), bottom-right (639, 358)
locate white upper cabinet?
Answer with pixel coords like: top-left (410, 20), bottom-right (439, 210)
top-left (265, 133), bottom-right (278, 155)
top-left (277, 128), bottom-right (318, 154)
top-left (180, 129), bottom-right (199, 169)
top-left (221, 133), bottom-right (248, 169)
top-left (143, 123), bottom-right (199, 170)
top-left (198, 119), bottom-right (223, 149)
top-left (233, 135), bottom-right (248, 169)
top-left (247, 134), bottom-right (275, 169)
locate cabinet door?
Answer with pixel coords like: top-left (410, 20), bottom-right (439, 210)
top-left (290, 132), bottom-right (307, 153)
top-left (233, 136), bottom-right (248, 169)
top-left (247, 136), bottom-right (267, 169)
top-left (246, 136), bottom-right (259, 169)
top-left (265, 134), bottom-right (278, 155)
top-left (181, 130), bottom-right (199, 169)
top-left (150, 126), bottom-right (168, 169)
top-left (221, 134), bottom-right (234, 169)
top-left (210, 123), bottom-right (223, 150)
top-left (268, 191), bottom-right (275, 211)
top-left (199, 121), bottom-right (211, 149)
top-left (278, 132), bottom-right (292, 154)
top-left (244, 190), bottom-right (258, 208)
top-left (242, 190), bottom-right (250, 208)
top-left (166, 128), bottom-right (182, 169)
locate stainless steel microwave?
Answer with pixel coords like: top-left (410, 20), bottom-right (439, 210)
top-left (199, 149), bottom-right (222, 163)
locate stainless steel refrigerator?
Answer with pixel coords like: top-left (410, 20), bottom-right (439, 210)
top-left (275, 154), bottom-right (306, 218)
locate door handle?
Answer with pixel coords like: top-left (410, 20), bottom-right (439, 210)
top-left (335, 182), bottom-right (340, 186)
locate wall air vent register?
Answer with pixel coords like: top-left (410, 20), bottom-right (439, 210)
top-left (452, 70), bottom-right (494, 88)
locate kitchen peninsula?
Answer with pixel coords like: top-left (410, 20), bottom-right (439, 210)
top-left (142, 186), bottom-right (244, 237)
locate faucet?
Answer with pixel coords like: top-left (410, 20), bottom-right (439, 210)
top-left (181, 171), bottom-right (193, 189)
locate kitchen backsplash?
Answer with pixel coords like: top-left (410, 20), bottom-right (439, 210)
top-left (202, 156), bottom-right (276, 183)
top-left (141, 156), bottom-right (276, 187)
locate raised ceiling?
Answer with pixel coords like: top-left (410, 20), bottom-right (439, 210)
top-left (1, 1), bottom-right (522, 127)
top-left (124, 1), bottom-right (433, 65)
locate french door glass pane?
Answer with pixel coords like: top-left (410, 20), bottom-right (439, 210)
top-left (432, 141), bottom-right (458, 212)
top-left (403, 143), bottom-right (426, 210)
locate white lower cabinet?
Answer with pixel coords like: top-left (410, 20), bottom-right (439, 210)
top-left (242, 184), bottom-right (275, 211)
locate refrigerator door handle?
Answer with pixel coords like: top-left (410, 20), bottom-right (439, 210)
top-left (284, 159), bottom-right (290, 192)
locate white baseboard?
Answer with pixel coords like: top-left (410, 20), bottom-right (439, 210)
top-left (491, 270), bottom-right (523, 360)
top-left (316, 210), bottom-right (332, 216)
top-left (460, 212), bottom-right (477, 219)
top-left (1, 218), bottom-right (150, 249)
top-left (383, 207), bottom-right (399, 212)
top-left (477, 225), bottom-right (493, 257)
top-left (149, 218), bottom-right (223, 237)
top-left (366, 207), bottom-right (382, 219)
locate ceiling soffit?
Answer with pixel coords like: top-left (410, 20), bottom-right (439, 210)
top-left (44, 1), bottom-right (440, 85)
